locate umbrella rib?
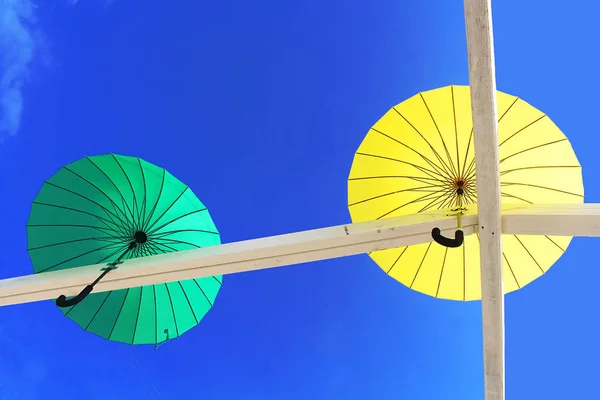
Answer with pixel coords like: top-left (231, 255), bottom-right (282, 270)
top-left (501, 182), bottom-right (583, 198)
top-left (501, 191), bottom-right (534, 204)
top-left (26, 222), bottom-right (117, 232)
top-left (417, 187), bottom-right (456, 213)
top-left (145, 241), bottom-right (168, 255)
top-left (498, 115), bottom-right (547, 148)
top-left (33, 201), bottom-right (128, 239)
top-left (39, 183), bottom-right (133, 238)
top-left (464, 116), bottom-right (549, 183)
top-left (108, 288), bottom-right (130, 341)
top-left (451, 86), bottom-right (461, 179)
top-left (64, 165), bottom-right (135, 235)
top-left (151, 229), bottom-right (219, 239)
top-left (544, 235), bottom-right (566, 252)
top-left (144, 187), bottom-right (190, 234)
top-left (85, 157), bottom-right (138, 231)
top-left (179, 281), bottom-right (199, 325)
top-left (435, 247), bottom-right (449, 298)
top-left (500, 165), bottom-right (581, 175)
top-left (421, 184), bottom-right (458, 212)
top-left (499, 138), bottom-right (567, 165)
top-left (193, 279), bottom-right (213, 307)
top-left (145, 245), bottom-right (161, 257)
top-left (502, 250), bottom-right (521, 290)
top-left (420, 93), bottom-right (459, 177)
top-left (386, 246), bottom-right (408, 275)
top-left (84, 291), bottom-right (113, 331)
top-left (132, 287), bottom-right (144, 345)
top-left (461, 128), bottom-right (475, 181)
top-left (137, 157), bottom-right (149, 231)
top-left (348, 175), bottom-right (450, 187)
top-left (392, 108), bottom-right (457, 180)
top-left (164, 284), bottom-right (180, 338)
top-left (111, 155), bottom-right (142, 231)
top-left (375, 190), bottom-right (454, 220)
top-left (433, 191), bottom-right (457, 211)
top-left (370, 128), bottom-right (454, 182)
top-left (27, 210), bottom-right (126, 241)
top-left (462, 97), bottom-right (519, 179)
top-left (212, 276), bottom-right (222, 285)
top-left (153, 285), bottom-right (158, 345)
top-left (409, 242), bottom-right (432, 289)
top-left (463, 188), bottom-right (477, 205)
top-left (476, 233), bottom-right (520, 291)
top-left (28, 236), bottom-right (123, 251)
top-left (152, 241), bottom-right (179, 253)
top-left (152, 237), bottom-right (202, 249)
top-left (513, 235), bottom-right (545, 274)
top-left (463, 241), bottom-right (467, 301)
top-left (348, 184), bottom-right (453, 207)
top-left (36, 242), bottom-right (130, 274)
top-left (147, 208), bottom-right (207, 238)
top-left (141, 169), bottom-right (166, 233)
top-left (354, 152), bottom-right (449, 184)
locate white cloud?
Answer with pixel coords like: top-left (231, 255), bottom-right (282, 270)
top-left (0, 0), bottom-right (36, 140)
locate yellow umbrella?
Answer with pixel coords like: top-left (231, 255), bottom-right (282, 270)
top-left (348, 85), bottom-right (584, 301)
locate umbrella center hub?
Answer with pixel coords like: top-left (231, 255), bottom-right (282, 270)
top-left (134, 231), bottom-right (148, 244)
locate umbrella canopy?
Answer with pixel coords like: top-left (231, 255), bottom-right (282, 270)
top-left (27, 154), bottom-right (222, 345)
top-left (348, 85), bottom-right (584, 301)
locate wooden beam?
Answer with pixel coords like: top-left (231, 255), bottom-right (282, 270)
top-left (0, 209), bottom-right (477, 307)
top-left (503, 203), bottom-right (600, 236)
top-left (464, 0), bottom-right (504, 399)
top-left (0, 203), bottom-right (599, 308)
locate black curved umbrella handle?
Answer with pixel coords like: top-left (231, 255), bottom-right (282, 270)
top-left (431, 227), bottom-right (464, 248)
top-left (56, 284), bottom-right (94, 308)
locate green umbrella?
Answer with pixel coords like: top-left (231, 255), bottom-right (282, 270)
top-left (27, 154), bottom-right (222, 345)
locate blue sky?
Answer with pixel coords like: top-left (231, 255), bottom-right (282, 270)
top-left (0, 0), bottom-right (599, 399)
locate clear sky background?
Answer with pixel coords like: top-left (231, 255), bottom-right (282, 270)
top-left (0, 0), bottom-right (599, 399)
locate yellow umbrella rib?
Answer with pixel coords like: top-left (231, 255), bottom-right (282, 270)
top-left (545, 235), bottom-right (566, 252)
top-left (409, 242), bottom-right (433, 289)
top-left (355, 152), bottom-right (449, 183)
top-left (461, 97), bottom-right (520, 180)
top-left (499, 138), bottom-right (567, 164)
top-left (462, 243), bottom-right (466, 301)
top-left (369, 127), bottom-right (454, 182)
top-left (391, 109), bottom-right (457, 181)
top-left (376, 189), bottom-right (457, 220)
top-left (449, 87), bottom-right (460, 177)
top-left (513, 235), bottom-right (545, 274)
top-left (498, 115), bottom-right (547, 148)
top-left (348, 184), bottom-right (449, 207)
top-left (500, 191), bottom-right (534, 204)
top-left (465, 138), bottom-right (571, 184)
top-left (434, 246), bottom-right (449, 298)
top-left (501, 182), bottom-right (584, 198)
top-left (419, 188), bottom-right (457, 213)
top-left (500, 165), bottom-right (581, 175)
top-left (419, 93), bottom-right (459, 177)
top-left (502, 251), bottom-right (521, 289)
top-left (387, 247), bottom-right (409, 274)
top-left (450, 86), bottom-right (461, 177)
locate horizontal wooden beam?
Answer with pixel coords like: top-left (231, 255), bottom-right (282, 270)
top-left (0, 203), bottom-right (598, 308)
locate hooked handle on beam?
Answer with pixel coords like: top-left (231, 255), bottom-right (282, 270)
top-left (431, 227), bottom-right (464, 248)
top-left (55, 242), bottom-right (136, 308)
top-left (56, 285), bottom-right (94, 308)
